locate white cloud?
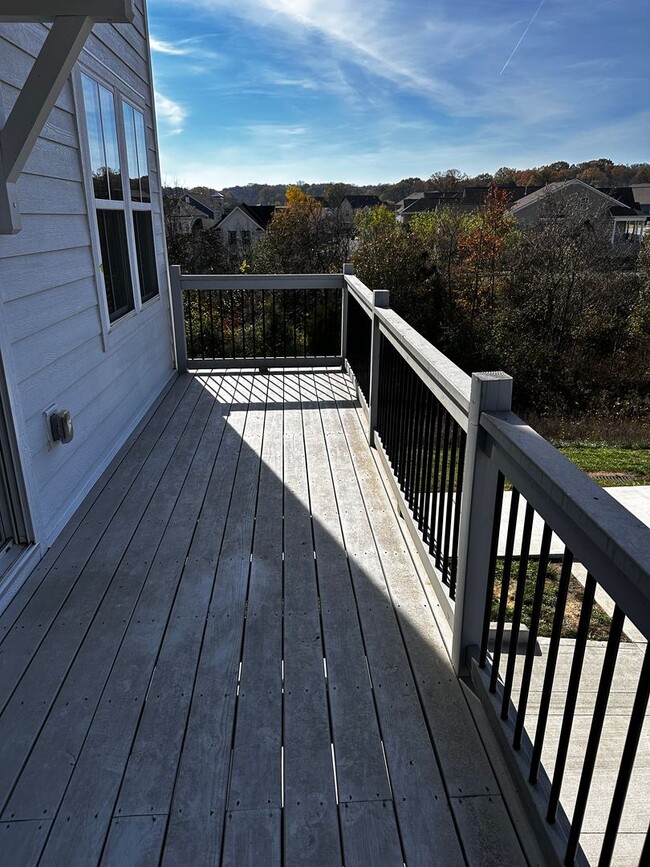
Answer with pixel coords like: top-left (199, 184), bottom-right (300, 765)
top-left (155, 91), bottom-right (187, 134)
top-left (150, 36), bottom-right (193, 55)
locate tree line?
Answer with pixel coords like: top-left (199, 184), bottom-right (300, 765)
top-left (190, 158), bottom-right (650, 208)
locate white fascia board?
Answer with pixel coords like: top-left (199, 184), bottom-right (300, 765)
top-left (0, 1), bottom-right (134, 23)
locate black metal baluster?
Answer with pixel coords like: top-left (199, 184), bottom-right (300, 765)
top-left (489, 488), bottom-right (520, 693)
top-left (435, 412), bottom-right (451, 570)
top-left (428, 403), bottom-right (444, 554)
top-left (303, 288), bottom-right (308, 357)
top-left (449, 429), bottom-right (466, 600)
top-left (241, 290), bottom-right (246, 358)
top-left (501, 502), bottom-right (535, 719)
top-left (283, 289), bottom-right (287, 357)
top-left (480, 471), bottom-right (505, 667)
top-left (197, 290), bottom-right (205, 359)
top-left (599, 645), bottom-right (650, 866)
top-left (397, 363), bottom-right (412, 488)
top-left (442, 419), bottom-right (459, 585)
top-left (207, 291), bottom-right (215, 360)
top-left (185, 290), bottom-right (195, 361)
top-left (565, 606), bottom-right (625, 864)
top-left (293, 289), bottom-right (297, 357)
top-left (547, 574), bottom-right (596, 822)
top-left (418, 391), bottom-right (433, 534)
top-left (218, 291), bottom-right (226, 359)
top-left (411, 378), bottom-right (426, 519)
top-left (272, 288), bottom-right (277, 357)
top-left (230, 291), bottom-right (236, 358)
top-left (261, 289), bottom-right (267, 359)
top-left (403, 372), bottom-right (418, 505)
top-left (312, 287), bottom-right (317, 357)
top-left (529, 548), bottom-right (573, 783)
top-left (251, 290), bottom-right (256, 358)
top-left (513, 522), bottom-right (553, 749)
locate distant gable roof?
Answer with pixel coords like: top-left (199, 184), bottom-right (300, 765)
top-left (218, 203), bottom-right (277, 230)
top-left (344, 195), bottom-right (381, 209)
top-left (508, 179), bottom-right (639, 217)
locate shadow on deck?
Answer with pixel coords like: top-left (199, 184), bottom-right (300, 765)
top-left (0, 370), bottom-right (529, 867)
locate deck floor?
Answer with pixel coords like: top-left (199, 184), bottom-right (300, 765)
top-left (0, 370), bottom-right (526, 867)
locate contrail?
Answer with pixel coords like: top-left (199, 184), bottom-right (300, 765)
top-left (500, 0), bottom-right (545, 75)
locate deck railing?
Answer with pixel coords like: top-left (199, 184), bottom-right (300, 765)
top-left (171, 264), bottom-right (650, 867)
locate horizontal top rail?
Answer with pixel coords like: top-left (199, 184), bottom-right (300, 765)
top-left (376, 307), bottom-right (472, 430)
top-left (180, 273), bottom-right (344, 291)
top-left (482, 409), bottom-right (650, 637)
top-left (344, 274), bottom-right (374, 314)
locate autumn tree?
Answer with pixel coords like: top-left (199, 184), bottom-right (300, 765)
top-left (252, 186), bottom-right (353, 274)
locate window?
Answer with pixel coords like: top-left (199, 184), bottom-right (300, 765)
top-left (228, 230), bottom-right (238, 246)
top-left (80, 73), bottom-right (159, 325)
top-left (241, 230), bottom-right (251, 247)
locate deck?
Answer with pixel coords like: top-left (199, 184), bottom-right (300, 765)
top-left (0, 369), bottom-right (527, 867)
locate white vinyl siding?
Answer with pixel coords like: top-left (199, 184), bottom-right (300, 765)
top-left (0, 2), bottom-right (174, 548)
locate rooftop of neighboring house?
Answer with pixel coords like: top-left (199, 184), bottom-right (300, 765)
top-left (397, 185), bottom-right (543, 216)
top-left (218, 203), bottom-right (278, 230)
top-left (509, 178), bottom-right (645, 219)
top-left (343, 194), bottom-right (382, 209)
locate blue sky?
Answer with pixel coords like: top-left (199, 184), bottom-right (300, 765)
top-left (148, 0), bottom-right (650, 188)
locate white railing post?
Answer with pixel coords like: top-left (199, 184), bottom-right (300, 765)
top-left (452, 371), bottom-right (512, 675)
top-left (169, 264), bottom-right (188, 374)
top-left (341, 262), bottom-right (353, 366)
top-left (368, 289), bottom-right (389, 446)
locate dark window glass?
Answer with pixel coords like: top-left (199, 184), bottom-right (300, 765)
top-left (242, 230), bottom-right (251, 246)
top-left (81, 75), bottom-right (108, 199)
top-left (97, 209), bottom-right (134, 321)
top-left (135, 109), bottom-right (151, 203)
top-left (82, 74), bottom-right (122, 200)
top-left (133, 211), bottom-right (159, 302)
top-left (123, 102), bottom-right (151, 203)
top-left (123, 102), bottom-right (141, 202)
top-left (228, 230), bottom-right (237, 245)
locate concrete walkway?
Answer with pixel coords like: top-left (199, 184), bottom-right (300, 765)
top-left (498, 485), bottom-right (650, 557)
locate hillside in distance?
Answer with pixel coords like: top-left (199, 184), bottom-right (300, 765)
top-left (190, 159), bottom-right (650, 207)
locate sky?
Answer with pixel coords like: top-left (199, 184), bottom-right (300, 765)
top-left (147, 0), bottom-right (650, 189)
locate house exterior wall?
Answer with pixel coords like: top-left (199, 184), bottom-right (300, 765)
top-left (0, 2), bottom-right (175, 566)
top-left (218, 208), bottom-right (265, 249)
top-left (511, 182), bottom-right (616, 226)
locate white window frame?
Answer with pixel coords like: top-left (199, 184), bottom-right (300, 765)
top-left (73, 64), bottom-right (160, 348)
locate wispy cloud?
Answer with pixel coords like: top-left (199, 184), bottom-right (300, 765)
top-left (155, 91), bottom-right (187, 134)
top-left (150, 36), bottom-right (193, 55)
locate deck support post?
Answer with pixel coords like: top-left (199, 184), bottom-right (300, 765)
top-left (452, 371), bottom-right (512, 676)
top-left (368, 289), bottom-right (389, 446)
top-left (341, 263), bottom-right (353, 369)
top-left (169, 265), bottom-right (188, 373)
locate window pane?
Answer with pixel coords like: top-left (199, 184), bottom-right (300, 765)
top-left (81, 74), bottom-right (109, 199)
top-left (98, 86), bottom-right (123, 200)
top-left (133, 211), bottom-right (159, 302)
top-left (97, 210), bottom-right (134, 321)
top-left (122, 103), bottom-right (141, 202)
top-left (134, 110), bottom-right (151, 203)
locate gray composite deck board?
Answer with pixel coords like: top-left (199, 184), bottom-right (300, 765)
top-left (0, 374), bottom-right (193, 706)
top-left (0, 379), bottom-right (208, 824)
top-left (225, 375), bottom-right (284, 815)
top-left (161, 373), bottom-right (268, 866)
top-left (299, 371), bottom-right (392, 806)
top-left (281, 370), bottom-right (341, 866)
top-left (0, 370), bottom-right (526, 867)
top-left (313, 372), bottom-right (465, 867)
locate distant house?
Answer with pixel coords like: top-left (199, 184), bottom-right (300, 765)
top-left (340, 195), bottom-right (382, 222)
top-left (395, 186), bottom-right (541, 223)
top-left (217, 204), bottom-right (277, 252)
top-left (163, 189), bottom-right (226, 234)
top-left (509, 179), bottom-right (649, 242)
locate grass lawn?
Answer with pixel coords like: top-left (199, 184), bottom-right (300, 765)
top-left (556, 444), bottom-right (650, 486)
top-left (492, 559), bottom-right (613, 641)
